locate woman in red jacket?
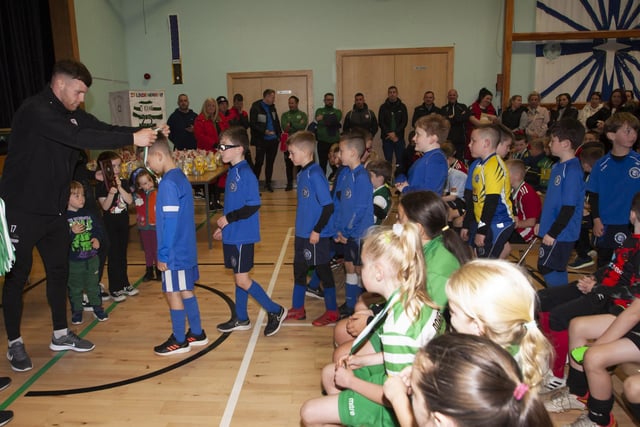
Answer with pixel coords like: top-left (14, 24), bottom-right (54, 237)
top-left (194, 98), bottom-right (219, 151)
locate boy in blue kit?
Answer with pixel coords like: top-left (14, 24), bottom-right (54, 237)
top-left (145, 136), bottom-right (208, 355)
top-left (213, 127), bottom-right (287, 336)
top-left (461, 124), bottom-right (514, 258)
top-left (67, 181), bottom-right (108, 325)
top-left (395, 113), bottom-right (450, 195)
top-left (284, 131), bottom-right (338, 326)
top-left (535, 118), bottom-right (586, 286)
top-left (587, 112), bottom-right (640, 268)
top-left (333, 133), bottom-right (374, 317)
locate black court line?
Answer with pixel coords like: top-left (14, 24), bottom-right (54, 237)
top-left (25, 283), bottom-right (235, 397)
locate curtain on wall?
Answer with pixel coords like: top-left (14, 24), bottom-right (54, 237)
top-left (534, 0), bottom-right (640, 104)
top-left (0, 0), bottom-right (55, 128)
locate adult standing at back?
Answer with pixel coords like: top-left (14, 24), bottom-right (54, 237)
top-left (378, 85), bottom-right (408, 173)
top-left (166, 93), bottom-right (197, 150)
top-left (193, 97), bottom-right (219, 151)
top-left (314, 93), bottom-right (342, 175)
top-left (216, 95), bottom-right (240, 133)
top-left (280, 96), bottom-right (308, 191)
top-left (342, 92), bottom-right (378, 137)
top-left (0, 59), bottom-right (159, 372)
top-left (411, 90), bottom-right (442, 128)
top-left (250, 89), bottom-right (281, 192)
top-left (441, 88), bottom-right (470, 161)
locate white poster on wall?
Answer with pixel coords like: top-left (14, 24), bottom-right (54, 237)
top-left (109, 90), bottom-right (166, 127)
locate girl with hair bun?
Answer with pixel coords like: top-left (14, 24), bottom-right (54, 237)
top-left (385, 333), bottom-right (553, 427)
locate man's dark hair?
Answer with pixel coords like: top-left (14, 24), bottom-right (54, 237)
top-left (52, 59), bottom-right (92, 87)
top-left (233, 93), bottom-right (243, 102)
top-left (354, 92), bottom-right (364, 98)
top-left (289, 95), bottom-right (299, 104)
top-left (263, 89), bottom-right (275, 98)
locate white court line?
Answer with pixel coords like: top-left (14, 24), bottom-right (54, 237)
top-left (219, 227), bottom-right (293, 427)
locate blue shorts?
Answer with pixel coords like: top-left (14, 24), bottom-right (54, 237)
top-left (475, 222), bottom-right (515, 259)
top-left (294, 236), bottom-right (331, 266)
top-left (538, 240), bottom-right (573, 273)
top-left (343, 238), bottom-right (363, 266)
top-left (223, 243), bottom-right (255, 273)
top-left (161, 265), bottom-right (199, 292)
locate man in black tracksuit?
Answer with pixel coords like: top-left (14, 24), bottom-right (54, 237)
top-left (342, 92), bottom-right (378, 138)
top-left (378, 86), bottom-right (408, 173)
top-left (0, 60), bottom-right (158, 372)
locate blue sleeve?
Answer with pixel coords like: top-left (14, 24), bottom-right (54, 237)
top-left (404, 155), bottom-right (447, 194)
top-left (346, 174), bottom-right (373, 237)
top-left (158, 181), bottom-right (180, 263)
top-left (563, 166), bottom-right (585, 207)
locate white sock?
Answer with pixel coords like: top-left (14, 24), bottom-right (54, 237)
top-left (8, 337), bottom-right (23, 346)
top-left (53, 328), bottom-right (69, 339)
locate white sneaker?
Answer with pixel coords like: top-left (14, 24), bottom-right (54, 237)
top-left (544, 388), bottom-right (587, 413)
top-left (541, 372), bottom-right (566, 394)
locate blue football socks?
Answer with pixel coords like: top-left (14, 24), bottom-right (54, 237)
top-left (170, 308), bottom-right (186, 343)
top-left (248, 281), bottom-right (280, 313)
top-left (183, 296), bottom-right (202, 335)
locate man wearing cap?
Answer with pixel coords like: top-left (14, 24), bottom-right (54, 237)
top-left (217, 95), bottom-right (241, 132)
top-left (167, 94), bottom-right (197, 150)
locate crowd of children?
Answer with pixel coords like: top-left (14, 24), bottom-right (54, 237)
top-left (47, 100), bottom-right (640, 426)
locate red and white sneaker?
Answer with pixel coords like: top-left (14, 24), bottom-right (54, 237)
top-left (312, 310), bottom-right (339, 327)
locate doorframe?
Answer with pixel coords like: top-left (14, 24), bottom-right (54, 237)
top-left (226, 70), bottom-right (314, 119)
top-left (336, 47), bottom-right (455, 109)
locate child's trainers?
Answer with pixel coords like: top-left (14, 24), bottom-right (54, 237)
top-left (99, 283), bottom-right (110, 301)
top-left (564, 413), bottom-right (616, 427)
top-left (217, 318), bottom-right (251, 333)
top-left (544, 388), bottom-right (588, 413)
top-left (338, 303), bottom-right (354, 319)
top-left (92, 306), bottom-right (109, 322)
top-left (49, 331), bottom-right (95, 352)
top-left (71, 311), bottom-right (83, 325)
top-left (153, 334), bottom-right (190, 356)
top-left (305, 286), bottom-right (324, 300)
top-left (542, 372), bottom-right (567, 393)
top-left (312, 310), bottom-right (339, 326)
top-left (110, 290), bottom-right (127, 302)
top-left (186, 329), bottom-right (209, 347)
top-left (264, 306), bottom-right (287, 337)
top-left (286, 307), bottom-right (306, 320)
top-left (122, 285), bottom-right (139, 296)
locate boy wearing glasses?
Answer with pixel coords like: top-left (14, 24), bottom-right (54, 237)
top-left (213, 127), bottom-right (287, 336)
top-left (587, 112), bottom-right (640, 268)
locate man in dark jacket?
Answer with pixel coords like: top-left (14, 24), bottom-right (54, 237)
top-left (342, 92), bottom-right (378, 137)
top-left (249, 89), bottom-right (281, 192)
top-left (167, 93), bottom-right (197, 150)
top-left (441, 88), bottom-right (470, 161)
top-left (0, 59), bottom-right (159, 372)
top-left (378, 86), bottom-right (408, 172)
top-left (412, 91), bottom-right (443, 127)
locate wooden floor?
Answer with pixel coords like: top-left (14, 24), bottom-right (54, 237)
top-left (0, 189), bottom-right (637, 426)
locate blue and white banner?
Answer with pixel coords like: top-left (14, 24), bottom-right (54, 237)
top-left (535, 0), bottom-right (640, 103)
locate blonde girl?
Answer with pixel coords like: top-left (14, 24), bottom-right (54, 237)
top-left (300, 222), bottom-right (442, 427)
top-left (445, 259), bottom-right (552, 389)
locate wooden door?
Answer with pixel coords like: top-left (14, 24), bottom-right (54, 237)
top-left (337, 48), bottom-right (454, 155)
top-left (227, 70), bottom-right (313, 187)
